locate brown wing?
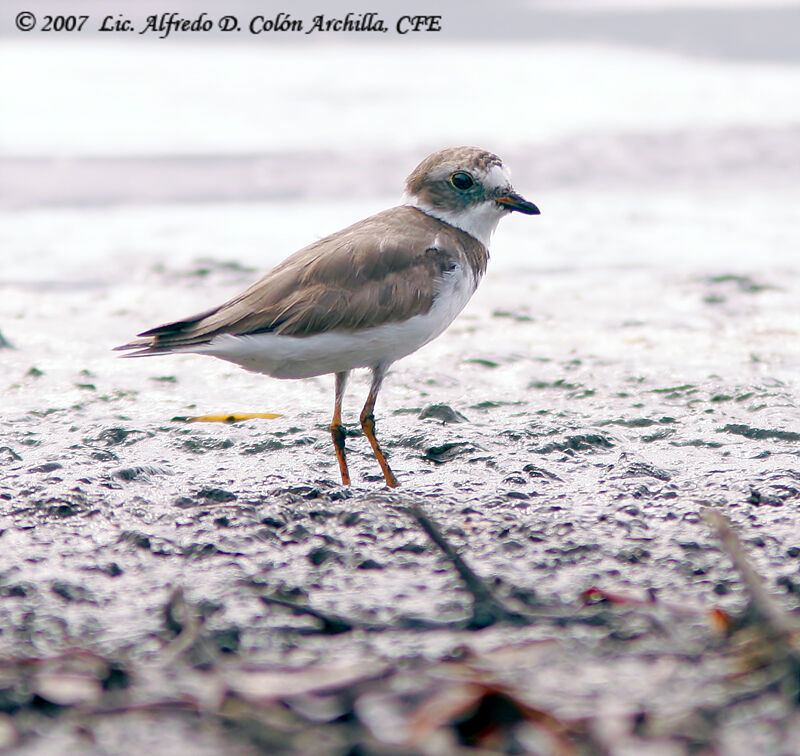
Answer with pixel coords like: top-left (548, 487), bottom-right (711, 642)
top-left (116, 206), bottom-right (487, 355)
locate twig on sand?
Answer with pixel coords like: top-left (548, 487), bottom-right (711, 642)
top-left (702, 509), bottom-right (796, 637)
top-left (253, 501), bottom-right (616, 634)
top-left (160, 587), bottom-right (205, 663)
top-left (256, 592), bottom-right (471, 633)
top-left (258, 595), bottom-right (361, 635)
top-left (405, 504), bottom-right (531, 629)
top-left (702, 507), bottom-right (800, 700)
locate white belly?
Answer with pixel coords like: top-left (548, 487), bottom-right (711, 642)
top-left (194, 265), bottom-right (478, 378)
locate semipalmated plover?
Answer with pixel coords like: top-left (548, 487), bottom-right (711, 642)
top-left (116, 146), bottom-right (539, 487)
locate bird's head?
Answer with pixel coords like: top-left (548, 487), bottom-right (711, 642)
top-left (404, 146), bottom-right (539, 246)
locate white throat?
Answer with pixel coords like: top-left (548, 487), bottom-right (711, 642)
top-left (403, 194), bottom-right (505, 248)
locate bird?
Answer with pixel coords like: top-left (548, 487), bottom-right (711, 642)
top-left (116, 146), bottom-right (539, 487)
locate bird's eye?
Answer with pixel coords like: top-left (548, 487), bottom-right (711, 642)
top-left (449, 172), bottom-right (474, 191)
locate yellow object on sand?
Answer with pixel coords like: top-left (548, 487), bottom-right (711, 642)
top-left (183, 412), bottom-right (282, 423)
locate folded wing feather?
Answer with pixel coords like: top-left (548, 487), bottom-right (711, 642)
top-left (115, 206), bottom-right (487, 356)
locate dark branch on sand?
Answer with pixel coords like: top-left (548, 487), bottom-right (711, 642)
top-left (258, 595), bottom-right (362, 635)
top-left (252, 502), bottom-right (618, 634)
top-left (404, 504), bottom-right (531, 628)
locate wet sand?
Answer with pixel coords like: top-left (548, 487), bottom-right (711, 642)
top-left (2, 176), bottom-right (800, 752)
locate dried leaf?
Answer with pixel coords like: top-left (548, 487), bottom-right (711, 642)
top-left (225, 661), bottom-right (389, 703)
top-left (34, 672), bottom-right (103, 707)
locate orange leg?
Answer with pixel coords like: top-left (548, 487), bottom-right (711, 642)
top-left (330, 371), bottom-right (350, 486)
top-left (360, 365), bottom-right (399, 488)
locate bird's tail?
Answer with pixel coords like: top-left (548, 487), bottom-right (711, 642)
top-left (113, 307), bottom-right (221, 357)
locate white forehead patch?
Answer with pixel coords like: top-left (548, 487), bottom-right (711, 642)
top-left (483, 162), bottom-right (512, 191)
